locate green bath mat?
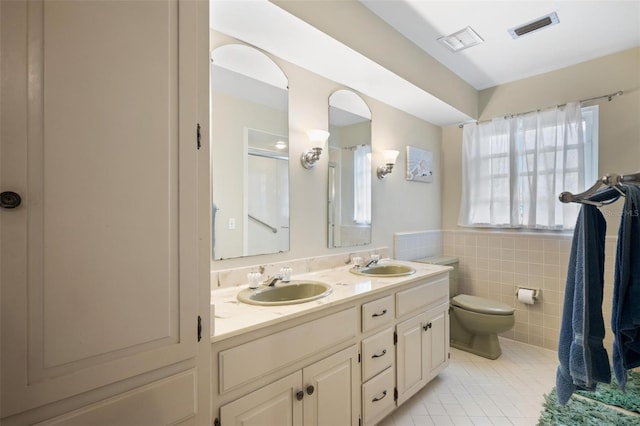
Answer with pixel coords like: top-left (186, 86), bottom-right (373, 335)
top-left (538, 388), bottom-right (639, 426)
top-left (576, 370), bottom-right (640, 413)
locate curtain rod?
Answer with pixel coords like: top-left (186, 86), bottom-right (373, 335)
top-left (458, 90), bottom-right (623, 128)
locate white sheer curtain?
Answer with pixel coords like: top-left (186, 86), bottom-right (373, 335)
top-left (353, 144), bottom-right (371, 224)
top-left (459, 116), bottom-right (514, 227)
top-left (459, 102), bottom-right (587, 229)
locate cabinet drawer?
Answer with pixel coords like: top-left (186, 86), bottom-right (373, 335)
top-left (396, 274), bottom-right (448, 318)
top-left (362, 367), bottom-right (395, 426)
top-left (362, 295), bottom-right (394, 332)
top-left (361, 328), bottom-right (394, 382)
top-left (219, 308), bottom-right (357, 393)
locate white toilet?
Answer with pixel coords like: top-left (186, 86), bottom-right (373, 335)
top-left (415, 256), bottom-right (515, 359)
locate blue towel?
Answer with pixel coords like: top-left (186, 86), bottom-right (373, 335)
top-left (612, 185), bottom-right (640, 390)
top-left (556, 189), bottom-right (615, 405)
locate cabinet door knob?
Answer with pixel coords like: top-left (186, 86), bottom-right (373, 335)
top-left (306, 385), bottom-right (315, 395)
top-left (296, 390), bottom-right (304, 401)
top-left (372, 390), bottom-right (387, 402)
top-left (372, 309), bottom-right (387, 318)
top-left (0, 191), bottom-right (22, 209)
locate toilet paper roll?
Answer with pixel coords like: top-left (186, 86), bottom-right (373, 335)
top-left (517, 288), bottom-right (536, 305)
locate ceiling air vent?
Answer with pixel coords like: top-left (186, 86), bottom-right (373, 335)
top-left (509, 12), bottom-right (559, 39)
top-left (437, 26), bottom-right (484, 52)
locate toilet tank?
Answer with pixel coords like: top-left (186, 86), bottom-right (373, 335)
top-left (414, 256), bottom-right (459, 296)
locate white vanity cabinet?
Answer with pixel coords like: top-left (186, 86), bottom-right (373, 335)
top-left (214, 308), bottom-right (360, 426)
top-left (359, 272), bottom-right (450, 425)
top-left (395, 302), bottom-right (450, 405)
top-left (212, 271), bottom-right (451, 426)
top-left (220, 346), bottom-right (359, 426)
top-left (395, 274), bottom-right (450, 405)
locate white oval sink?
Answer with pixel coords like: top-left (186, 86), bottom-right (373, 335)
top-left (237, 280), bottom-right (333, 306)
top-left (350, 264), bottom-right (416, 277)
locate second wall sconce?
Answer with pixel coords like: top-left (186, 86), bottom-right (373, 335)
top-left (301, 129), bottom-right (330, 169)
top-left (377, 150), bottom-right (400, 179)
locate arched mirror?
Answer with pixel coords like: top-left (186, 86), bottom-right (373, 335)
top-left (327, 90), bottom-right (372, 248)
top-left (211, 45), bottom-right (289, 260)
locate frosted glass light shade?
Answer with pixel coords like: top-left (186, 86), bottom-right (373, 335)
top-left (307, 129), bottom-right (330, 145)
top-left (383, 150), bottom-right (399, 165)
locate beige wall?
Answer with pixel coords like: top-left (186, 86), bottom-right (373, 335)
top-left (441, 47), bottom-right (640, 350)
top-left (211, 32), bottom-right (443, 271)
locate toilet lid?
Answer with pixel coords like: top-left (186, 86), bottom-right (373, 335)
top-left (451, 295), bottom-right (515, 315)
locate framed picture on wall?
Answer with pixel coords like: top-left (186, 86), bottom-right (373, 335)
top-left (406, 145), bottom-right (433, 183)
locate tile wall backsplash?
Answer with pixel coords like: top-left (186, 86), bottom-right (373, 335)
top-left (394, 230), bottom-right (442, 261)
top-left (442, 230), bottom-right (618, 353)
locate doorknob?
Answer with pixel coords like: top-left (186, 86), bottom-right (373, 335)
top-left (0, 191), bottom-right (22, 209)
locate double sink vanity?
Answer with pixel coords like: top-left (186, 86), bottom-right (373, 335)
top-left (210, 259), bottom-right (452, 426)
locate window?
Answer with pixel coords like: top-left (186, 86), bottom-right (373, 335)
top-left (353, 144), bottom-right (371, 224)
top-left (459, 103), bottom-right (598, 230)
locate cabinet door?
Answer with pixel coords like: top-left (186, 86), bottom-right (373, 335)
top-left (221, 372), bottom-right (303, 426)
top-left (426, 304), bottom-right (450, 380)
top-left (395, 313), bottom-right (428, 405)
top-left (0, 0), bottom-right (207, 421)
top-left (303, 346), bottom-right (360, 426)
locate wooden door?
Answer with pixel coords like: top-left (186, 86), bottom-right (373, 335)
top-left (0, 0), bottom-right (208, 422)
top-left (395, 313), bottom-right (427, 405)
top-left (303, 346), bottom-right (359, 426)
top-left (427, 304), bottom-right (450, 380)
top-left (220, 372), bottom-right (303, 426)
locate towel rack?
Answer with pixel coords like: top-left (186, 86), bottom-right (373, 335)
top-left (559, 171), bottom-right (640, 206)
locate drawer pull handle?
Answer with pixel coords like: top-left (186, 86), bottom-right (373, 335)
top-left (372, 390), bottom-right (387, 402)
top-left (423, 322), bottom-right (432, 331)
top-left (371, 349), bottom-right (387, 359)
top-left (372, 309), bottom-right (387, 318)
top-left (296, 390), bottom-right (304, 401)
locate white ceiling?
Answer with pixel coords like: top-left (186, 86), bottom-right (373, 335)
top-left (362, 0), bottom-right (640, 90)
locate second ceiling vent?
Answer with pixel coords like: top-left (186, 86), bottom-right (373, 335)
top-left (508, 12), bottom-right (560, 39)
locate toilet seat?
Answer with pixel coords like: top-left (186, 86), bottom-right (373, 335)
top-left (451, 294), bottom-right (515, 316)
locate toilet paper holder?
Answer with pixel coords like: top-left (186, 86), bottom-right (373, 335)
top-left (515, 287), bottom-right (540, 300)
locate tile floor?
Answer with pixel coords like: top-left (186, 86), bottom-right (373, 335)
top-left (379, 338), bottom-right (558, 426)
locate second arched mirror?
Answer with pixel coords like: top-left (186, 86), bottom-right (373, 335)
top-left (327, 90), bottom-right (372, 248)
top-left (211, 44), bottom-right (289, 260)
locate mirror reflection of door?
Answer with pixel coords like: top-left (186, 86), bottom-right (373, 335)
top-left (246, 129), bottom-right (289, 256)
top-left (327, 90), bottom-right (372, 248)
top-left (210, 44), bottom-right (289, 259)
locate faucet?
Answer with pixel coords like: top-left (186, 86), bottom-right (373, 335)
top-left (365, 255), bottom-right (380, 268)
top-left (265, 275), bottom-right (282, 287)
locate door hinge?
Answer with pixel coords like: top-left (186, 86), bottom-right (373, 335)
top-left (197, 123), bottom-right (202, 150)
top-left (358, 352), bottom-right (361, 363)
top-left (393, 331), bottom-right (397, 345)
top-left (448, 352), bottom-right (451, 359)
top-left (359, 416), bottom-right (362, 426)
top-left (394, 387), bottom-right (398, 401)
top-left (197, 315), bottom-right (202, 342)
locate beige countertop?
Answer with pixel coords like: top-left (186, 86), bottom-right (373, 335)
top-left (210, 260), bottom-right (451, 342)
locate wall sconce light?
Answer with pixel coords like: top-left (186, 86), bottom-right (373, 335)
top-left (377, 150), bottom-right (400, 179)
top-left (301, 129), bottom-right (330, 169)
